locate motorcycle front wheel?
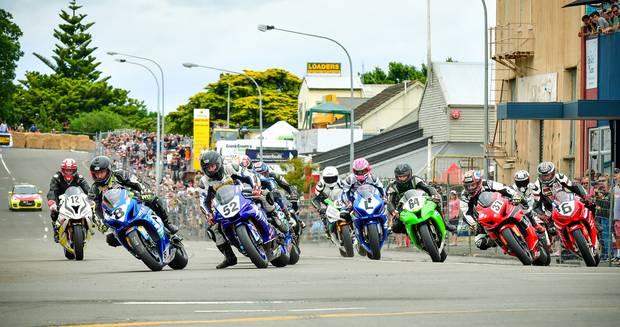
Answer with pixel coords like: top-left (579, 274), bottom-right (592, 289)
top-left (127, 230), bottom-right (164, 271)
top-left (339, 225), bottom-right (355, 258)
top-left (366, 223), bottom-right (381, 260)
top-left (419, 223), bottom-right (442, 262)
top-left (235, 225), bottom-right (268, 269)
top-left (72, 224), bottom-right (85, 261)
top-left (572, 229), bottom-right (597, 267)
top-left (501, 228), bottom-right (533, 265)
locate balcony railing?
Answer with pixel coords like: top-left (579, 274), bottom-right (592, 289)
top-left (491, 23), bottom-right (535, 60)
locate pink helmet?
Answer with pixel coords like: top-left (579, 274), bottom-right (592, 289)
top-left (239, 154), bottom-right (251, 168)
top-left (352, 158), bottom-right (371, 182)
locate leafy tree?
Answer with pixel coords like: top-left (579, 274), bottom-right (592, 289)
top-left (279, 157), bottom-right (318, 195)
top-left (70, 110), bottom-right (126, 133)
top-left (168, 68), bottom-right (301, 135)
top-left (361, 62), bottom-right (427, 84)
top-left (0, 9), bottom-right (24, 123)
top-left (33, 0), bottom-right (104, 82)
top-left (446, 57), bottom-right (457, 62)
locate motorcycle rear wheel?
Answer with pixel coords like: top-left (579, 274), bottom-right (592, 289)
top-left (288, 243), bottom-right (300, 265)
top-left (72, 224), bottom-right (85, 261)
top-left (63, 248), bottom-right (75, 260)
top-left (168, 242), bottom-right (188, 270)
top-left (236, 225), bottom-right (268, 269)
top-left (419, 223), bottom-right (442, 262)
top-left (572, 229), bottom-right (597, 267)
top-left (501, 228), bottom-right (533, 265)
top-left (127, 230), bottom-right (164, 271)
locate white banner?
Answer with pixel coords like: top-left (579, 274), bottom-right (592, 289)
top-left (585, 38), bottom-right (598, 89)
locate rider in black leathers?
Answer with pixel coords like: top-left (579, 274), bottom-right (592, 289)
top-left (88, 156), bottom-right (178, 247)
top-left (47, 158), bottom-right (90, 243)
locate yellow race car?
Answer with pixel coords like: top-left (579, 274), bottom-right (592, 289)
top-left (8, 184), bottom-right (43, 210)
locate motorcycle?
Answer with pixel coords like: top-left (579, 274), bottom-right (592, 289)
top-left (324, 189), bottom-right (355, 257)
top-left (398, 190), bottom-right (447, 262)
top-left (476, 192), bottom-right (549, 266)
top-left (550, 191), bottom-right (600, 267)
top-left (57, 186), bottom-right (94, 260)
top-left (101, 188), bottom-right (188, 271)
top-left (350, 184), bottom-right (388, 260)
top-left (213, 184), bottom-right (292, 268)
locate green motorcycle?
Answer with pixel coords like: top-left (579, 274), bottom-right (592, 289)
top-left (398, 190), bottom-right (447, 262)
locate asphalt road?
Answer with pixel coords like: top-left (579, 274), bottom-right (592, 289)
top-left (0, 148), bottom-right (619, 327)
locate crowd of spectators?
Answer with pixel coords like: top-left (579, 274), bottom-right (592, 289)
top-left (579, 2), bottom-right (620, 37)
top-left (101, 131), bottom-right (206, 239)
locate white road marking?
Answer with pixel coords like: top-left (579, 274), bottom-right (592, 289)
top-left (0, 153), bottom-right (11, 175)
top-left (528, 272), bottom-right (620, 276)
top-left (194, 307), bottom-right (366, 314)
top-left (44, 227), bottom-right (49, 232)
top-left (118, 301), bottom-right (303, 305)
top-left (70, 149), bottom-right (88, 154)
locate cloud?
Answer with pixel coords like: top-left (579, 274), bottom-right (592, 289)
top-left (6, 0), bottom-right (496, 115)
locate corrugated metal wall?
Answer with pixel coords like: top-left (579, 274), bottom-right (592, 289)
top-left (418, 72), bottom-right (449, 142)
top-left (598, 31), bottom-right (620, 101)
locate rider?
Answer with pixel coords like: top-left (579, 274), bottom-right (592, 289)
top-left (532, 162), bottom-right (592, 217)
top-left (511, 170), bottom-right (546, 233)
top-left (459, 170), bottom-right (527, 250)
top-left (198, 151), bottom-right (272, 269)
top-left (88, 156), bottom-right (178, 247)
top-left (238, 154), bottom-right (252, 173)
top-left (47, 158), bottom-right (90, 243)
top-left (386, 163), bottom-right (457, 233)
top-left (341, 158), bottom-right (386, 220)
top-left (312, 166), bottom-right (343, 238)
top-left (253, 161), bottom-right (299, 215)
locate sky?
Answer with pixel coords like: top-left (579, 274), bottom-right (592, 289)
top-left (4, 0), bottom-right (496, 115)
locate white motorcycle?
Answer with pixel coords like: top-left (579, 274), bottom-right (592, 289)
top-left (57, 186), bottom-right (94, 260)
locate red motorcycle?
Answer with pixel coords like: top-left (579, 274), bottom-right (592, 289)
top-left (476, 192), bottom-right (550, 266)
top-left (550, 191), bottom-right (600, 267)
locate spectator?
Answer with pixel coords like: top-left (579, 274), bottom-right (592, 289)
top-left (595, 177), bottom-right (611, 259)
top-left (17, 123), bottom-right (24, 132)
top-left (579, 14), bottom-right (595, 37)
top-left (591, 11), bottom-right (610, 31)
top-left (29, 123), bottom-right (38, 133)
top-left (0, 122), bottom-right (7, 133)
top-left (448, 190), bottom-right (460, 246)
top-left (613, 168), bottom-right (620, 262)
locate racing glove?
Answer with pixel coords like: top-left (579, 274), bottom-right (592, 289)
top-left (431, 194), bottom-right (441, 203)
top-left (48, 200), bottom-right (58, 212)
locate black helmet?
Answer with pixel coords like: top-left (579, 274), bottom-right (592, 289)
top-left (537, 161), bottom-right (556, 186)
top-left (90, 156), bottom-right (112, 185)
top-left (394, 163), bottom-right (413, 187)
top-left (200, 151), bottom-right (223, 179)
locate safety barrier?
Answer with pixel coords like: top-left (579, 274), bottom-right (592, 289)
top-left (9, 132), bottom-right (96, 151)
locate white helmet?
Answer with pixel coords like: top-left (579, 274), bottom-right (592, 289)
top-left (321, 166), bottom-right (339, 187)
top-left (514, 170), bottom-right (530, 190)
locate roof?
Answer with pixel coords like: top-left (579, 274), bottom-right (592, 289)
top-left (303, 75), bottom-right (363, 90)
top-left (433, 62), bottom-right (487, 106)
top-left (354, 80), bottom-right (423, 120)
top-left (262, 121), bottom-right (299, 140)
top-left (335, 97), bottom-right (369, 110)
top-left (362, 84), bottom-right (392, 98)
top-left (306, 102), bottom-right (351, 114)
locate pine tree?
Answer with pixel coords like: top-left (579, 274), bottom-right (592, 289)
top-left (33, 0), bottom-right (103, 81)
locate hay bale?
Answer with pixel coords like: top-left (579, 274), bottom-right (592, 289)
top-left (25, 134), bottom-right (44, 149)
top-left (76, 140), bottom-right (96, 151)
top-left (59, 134), bottom-right (73, 149)
top-left (10, 132), bottom-right (26, 148)
top-left (44, 134), bottom-right (63, 150)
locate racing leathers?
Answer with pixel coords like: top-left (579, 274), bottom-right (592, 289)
top-left (531, 172), bottom-right (591, 217)
top-left (460, 180), bottom-right (530, 250)
top-left (511, 182), bottom-right (546, 233)
top-left (47, 172), bottom-right (90, 242)
top-left (341, 173), bottom-right (386, 223)
top-left (312, 180), bottom-right (344, 237)
top-left (386, 176), bottom-right (456, 233)
top-left (89, 170), bottom-right (176, 247)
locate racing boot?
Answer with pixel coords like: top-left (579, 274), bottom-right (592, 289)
top-left (216, 243), bottom-right (237, 269)
top-left (51, 221), bottom-right (60, 243)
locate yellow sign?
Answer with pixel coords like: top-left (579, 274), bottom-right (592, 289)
top-left (307, 62), bottom-right (341, 74)
top-left (193, 109), bottom-right (210, 171)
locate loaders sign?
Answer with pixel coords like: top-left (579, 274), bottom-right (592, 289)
top-left (307, 62), bottom-right (341, 74)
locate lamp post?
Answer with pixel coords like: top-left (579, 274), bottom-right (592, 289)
top-left (113, 58), bottom-right (161, 194)
top-left (107, 51), bottom-right (166, 178)
top-left (482, 0), bottom-right (489, 179)
top-left (258, 24), bottom-right (355, 168)
top-left (182, 63), bottom-right (264, 161)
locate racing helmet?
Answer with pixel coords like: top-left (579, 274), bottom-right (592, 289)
top-left (352, 158), bottom-right (371, 182)
top-left (321, 166), bottom-right (339, 187)
top-left (394, 163), bottom-right (413, 187)
top-left (200, 151), bottom-right (223, 179)
top-left (90, 156), bottom-right (112, 185)
top-left (254, 161), bottom-right (269, 177)
top-left (537, 161), bottom-right (556, 186)
top-left (61, 158), bottom-right (78, 182)
top-left (462, 170), bottom-right (482, 196)
top-left (513, 170), bottom-right (530, 190)
top-left (239, 154), bottom-right (251, 169)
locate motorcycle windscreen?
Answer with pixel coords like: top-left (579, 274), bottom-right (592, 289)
top-left (102, 188), bottom-right (129, 212)
top-left (356, 184), bottom-right (379, 198)
top-left (400, 189), bottom-right (426, 212)
top-left (64, 186), bottom-right (84, 197)
top-left (477, 192), bottom-right (495, 208)
top-left (215, 185), bottom-right (236, 206)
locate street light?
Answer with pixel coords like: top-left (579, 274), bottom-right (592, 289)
top-left (107, 51), bottom-right (166, 182)
top-left (113, 58), bottom-right (162, 194)
top-left (481, 0), bottom-right (490, 180)
top-left (258, 24), bottom-right (356, 169)
top-left (182, 62), bottom-right (264, 162)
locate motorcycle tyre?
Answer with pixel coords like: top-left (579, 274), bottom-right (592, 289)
top-left (288, 243), bottom-right (300, 265)
top-left (501, 228), bottom-right (533, 265)
top-left (572, 229), bottom-right (597, 267)
top-left (366, 223), bottom-right (381, 260)
top-left (235, 225), bottom-right (268, 269)
top-left (63, 248), bottom-right (75, 260)
top-left (340, 226), bottom-right (355, 257)
top-left (419, 223), bottom-right (442, 262)
top-left (127, 230), bottom-right (164, 271)
top-left (168, 242), bottom-right (189, 270)
top-left (72, 224), bottom-right (85, 261)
